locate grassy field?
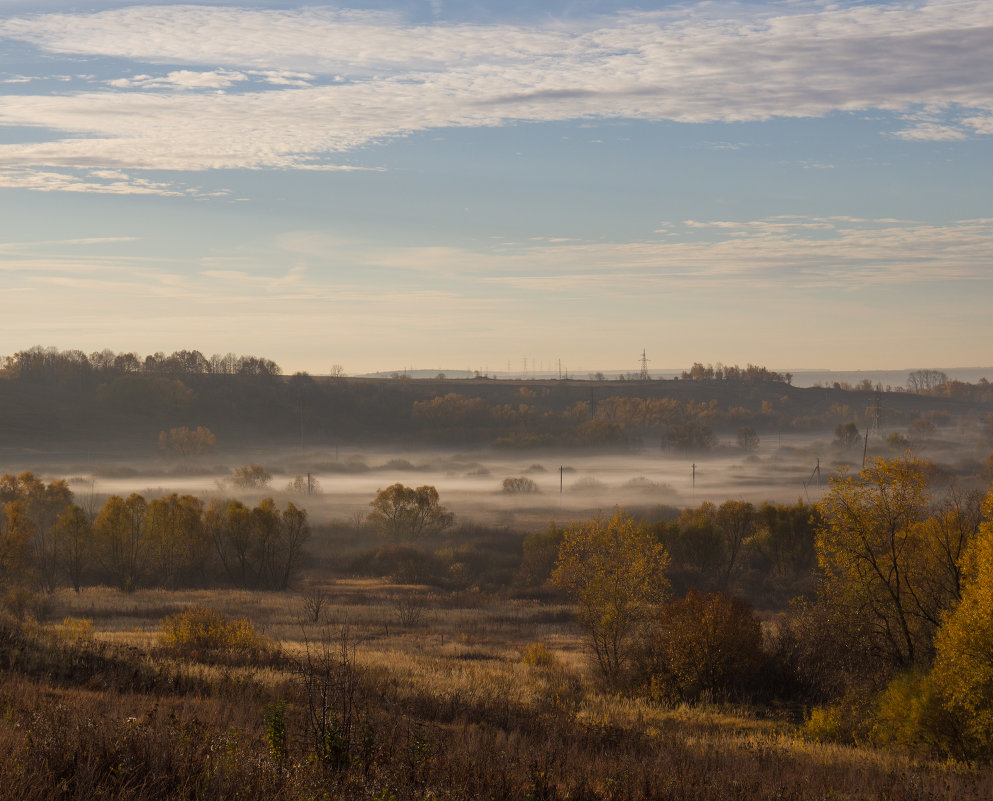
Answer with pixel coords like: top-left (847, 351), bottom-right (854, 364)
top-left (0, 582), bottom-right (988, 800)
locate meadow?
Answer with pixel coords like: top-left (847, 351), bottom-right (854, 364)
top-left (2, 573), bottom-right (991, 801)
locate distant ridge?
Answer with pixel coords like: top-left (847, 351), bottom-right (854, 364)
top-left (357, 367), bottom-right (993, 388)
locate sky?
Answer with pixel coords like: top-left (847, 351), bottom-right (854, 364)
top-left (0, 0), bottom-right (991, 376)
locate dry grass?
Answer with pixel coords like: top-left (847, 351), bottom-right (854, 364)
top-left (3, 584), bottom-right (989, 800)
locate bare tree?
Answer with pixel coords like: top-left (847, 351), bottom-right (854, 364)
top-left (906, 369), bottom-right (948, 394)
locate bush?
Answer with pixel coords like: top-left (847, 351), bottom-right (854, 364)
top-left (159, 605), bottom-right (273, 660)
top-left (520, 642), bottom-right (559, 669)
top-left (56, 616), bottom-right (94, 642)
top-left (517, 525), bottom-right (565, 588)
top-left (1, 587), bottom-right (50, 621)
top-left (639, 590), bottom-right (764, 703)
top-left (803, 687), bottom-right (878, 746)
top-left (870, 669), bottom-right (965, 758)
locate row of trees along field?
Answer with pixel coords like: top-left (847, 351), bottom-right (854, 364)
top-left (0, 473), bottom-right (308, 592)
top-left (547, 456), bottom-right (993, 761)
top-left (3, 347), bottom-right (991, 450)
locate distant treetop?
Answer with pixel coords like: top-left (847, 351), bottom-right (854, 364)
top-left (0, 346), bottom-right (281, 381)
top-left (680, 362), bottom-right (792, 385)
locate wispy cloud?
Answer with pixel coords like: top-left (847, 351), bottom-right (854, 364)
top-left (0, 167), bottom-right (224, 195)
top-left (0, 1), bottom-right (988, 190)
top-left (341, 216), bottom-right (993, 291)
top-left (108, 69), bottom-right (248, 91)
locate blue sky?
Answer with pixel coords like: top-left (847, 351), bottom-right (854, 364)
top-left (0, 0), bottom-right (990, 375)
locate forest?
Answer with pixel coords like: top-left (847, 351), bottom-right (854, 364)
top-left (1, 347), bottom-right (993, 799)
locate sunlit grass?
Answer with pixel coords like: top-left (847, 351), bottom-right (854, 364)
top-left (22, 581), bottom-right (992, 800)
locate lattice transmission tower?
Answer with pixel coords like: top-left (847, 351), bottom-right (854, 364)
top-left (639, 349), bottom-right (650, 381)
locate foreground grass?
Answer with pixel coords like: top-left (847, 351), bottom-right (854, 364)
top-left (0, 586), bottom-right (989, 800)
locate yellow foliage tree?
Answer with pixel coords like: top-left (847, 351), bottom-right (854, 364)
top-left (94, 493), bottom-right (148, 592)
top-left (815, 457), bottom-right (968, 667)
top-left (0, 501), bottom-right (34, 588)
top-left (158, 425), bottom-right (216, 457)
top-left (930, 489), bottom-right (993, 760)
top-left (552, 509), bottom-right (669, 686)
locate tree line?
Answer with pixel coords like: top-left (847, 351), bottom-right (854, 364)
top-left (1, 346), bottom-right (280, 382)
top-left (2, 347), bottom-right (987, 453)
top-left (0, 472), bottom-right (308, 593)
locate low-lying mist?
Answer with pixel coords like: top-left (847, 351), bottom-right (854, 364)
top-left (9, 426), bottom-right (984, 530)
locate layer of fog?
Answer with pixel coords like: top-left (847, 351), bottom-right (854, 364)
top-left (0, 435), bottom-right (925, 531)
top-left (5, 424), bottom-right (985, 530)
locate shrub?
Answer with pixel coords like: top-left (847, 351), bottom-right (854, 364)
top-left (803, 690), bottom-right (874, 745)
top-left (520, 642), bottom-right (559, 669)
top-left (517, 524), bottom-right (565, 587)
top-left (56, 616), bottom-right (94, 642)
top-left (639, 590), bottom-right (764, 703)
top-left (870, 669), bottom-right (966, 759)
top-left (159, 605), bottom-right (273, 659)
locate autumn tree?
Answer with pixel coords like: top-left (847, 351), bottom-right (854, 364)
top-left (815, 457), bottom-right (974, 668)
top-left (277, 502), bottom-right (309, 590)
top-left (661, 421), bottom-right (716, 453)
top-left (833, 422), bottom-right (862, 451)
top-left (207, 499), bottom-right (254, 587)
top-left (207, 497), bottom-right (308, 589)
top-left (715, 499), bottom-right (755, 588)
top-left (640, 590), bottom-right (764, 702)
top-left (0, 501), bottom-right (34, 589)
top-left (737, 426), bottom-right (759, 452)
top-left (929, 489), bottom-right (993, 760)
top-left (552, 509), bottom-right (670, 686)
top-left (146, 494), bottom-right (208, 588)
top-left (661, 503), bottom-right (725, 594)
top-left (232, 464), bottom-right (271, 489)
top-left (517, 524), bottom-right (565, 587)
top-left (751, 501), bottom-right (819, 598)
top-left (251, 498), bottom-right (283, 588)
top-left (52, 504), bottom-right (93, 593)
top-left (502, 476), bottom-right (539, 494)
top-left (158, 425), bottom-right (216, 457)
top-left (94, 494), bottom-right (148, 592)
top-left (367, 484), bottom-right (453, 540)
top-left (0, 471), bottom-right (73, 592)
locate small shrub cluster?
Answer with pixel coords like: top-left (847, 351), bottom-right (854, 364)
top-left (159, 605), bottom-right (274, 661)
top-left (520, 641), bottom-right (559, 669)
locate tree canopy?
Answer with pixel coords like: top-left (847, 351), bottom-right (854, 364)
top-left (552, 509), bottom-right (670, 686)
top-left (367, 484), bottom-right (453, 540)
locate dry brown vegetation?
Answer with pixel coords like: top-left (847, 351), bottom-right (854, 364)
top-left (1, 579), bottom-right (991, 801)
